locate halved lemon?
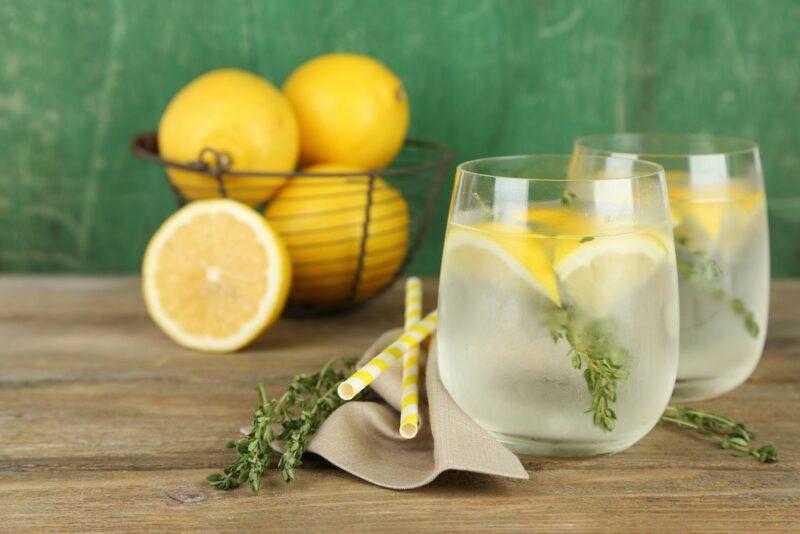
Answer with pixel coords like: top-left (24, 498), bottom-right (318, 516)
top-left (554, 234), bottom-right (667, 318)
top-left (142, 199), bottom-right (291, 352)
top-left (444, 224), bottom-right (560, 305)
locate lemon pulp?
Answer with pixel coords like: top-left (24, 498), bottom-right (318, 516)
top-left (554, 232), bottom-right (669, 318)
top-left (444, 223), bottom-right (560, 306)
top-left (142, 199), bottom-right (291, 352)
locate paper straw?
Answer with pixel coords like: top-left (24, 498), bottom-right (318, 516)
top-left (399, 278), bottom-right (423, 439)
top-left (337, 310), bottom-right (438, 401)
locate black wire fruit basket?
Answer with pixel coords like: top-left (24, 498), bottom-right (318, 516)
top-left (132, 132), bottom-right (452, 317)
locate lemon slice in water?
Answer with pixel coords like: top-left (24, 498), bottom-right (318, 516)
top-left (671, 184), bottom-right (765, 257)
top-left (445, 223), bottom-right (560, 306)
top-left (554, 233), bottom-right (667, 318)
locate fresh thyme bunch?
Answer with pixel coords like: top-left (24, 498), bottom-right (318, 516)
top-left (661, 406), bottom-right (778, 463)
top-left (675, 237), bottom-right (759, 337)
top-left (208, 356), bottom-right (361, 494)
top-left (546, 305), bottom-right (629, 431)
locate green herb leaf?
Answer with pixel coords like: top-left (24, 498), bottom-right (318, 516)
top-left (546, 304), bottom-right (629, 431)
top-left (209, 356), bottom-right (364, 494)
top-left (660, 406), bottom-right (778, 463)
top-left (676, 242), bottom-right (760, 338)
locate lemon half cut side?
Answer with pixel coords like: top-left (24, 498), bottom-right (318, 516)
top-left (143, 199), bottom-right (291, 353)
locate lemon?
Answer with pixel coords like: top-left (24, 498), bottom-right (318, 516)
top-left (264, 163), bottom-right (409, 306)
top-left (283, 54), bottom-right (409, 169)
top-left (670, 183), bottom-right (765, 257)
top-left (159, 69), bottom-right (299, 206)
top-left (554, 234), bottom-right (667, 317)
top-left (142, 199), bottom-right (291, 352)
top-left (521, 205), bottom-right (594, 236)
top-left (445, 224), bottom-right (560, 305)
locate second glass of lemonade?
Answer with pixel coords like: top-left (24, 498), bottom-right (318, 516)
top-left (437, 155), bottom-right (679, 456)
top-left (574, 134), bottom-right (769, 401)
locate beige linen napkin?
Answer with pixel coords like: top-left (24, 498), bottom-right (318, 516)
top-left (302, 329), bottom-right (529, 489)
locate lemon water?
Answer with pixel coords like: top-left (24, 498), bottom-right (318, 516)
top-left (437, 217), bottom-right (679, 456)
top-left (672, 192), bottom-right (769, 400)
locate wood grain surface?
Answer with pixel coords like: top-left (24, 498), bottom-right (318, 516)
top-left (0, 276), bottom-right (798, 531)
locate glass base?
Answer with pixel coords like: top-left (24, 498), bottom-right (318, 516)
top-left (490, 431), bottom-right (639, 457)
top-left (671, 372), bottom-right (750, 402)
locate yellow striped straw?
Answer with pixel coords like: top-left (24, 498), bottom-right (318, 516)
top-left (400, 277), bottom-right (423, 439)
top-left (337, 310), bottom-right (439, 401)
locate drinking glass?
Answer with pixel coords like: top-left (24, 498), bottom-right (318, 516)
top-left (437, 155), bottom-right (679, 456)
top-left (574, 134), bottom-right (769, 401)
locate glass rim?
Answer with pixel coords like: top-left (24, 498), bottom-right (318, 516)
top-left (574, 132), bottom-right (759, 159)
top-left (456, 154), bottom-right (665, 184)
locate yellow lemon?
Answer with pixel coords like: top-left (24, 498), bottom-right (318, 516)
top-left (444, 223), bottom-right (560, 306)
top-left (522, 205), bottom-right (596, 237)
top-left (554, 233), bottom-right (667, 317)
top-left (159, 69), bottom-right (299, 205)
top-left (142, 199), bottom-right (291, 352)
top-left (264, 163), bottom-right (409, 306)
top-left (283, 54), bottom-right (409, 169)
top-left (670, 182), bottom-right (765, 256)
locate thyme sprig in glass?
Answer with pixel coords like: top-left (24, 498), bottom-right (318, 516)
top-left (675, 236), bottom-right (760, 338)
top-left (544, 305), bottom-right (779, 461)
top-left (545, 305), bottom-right (629, 431)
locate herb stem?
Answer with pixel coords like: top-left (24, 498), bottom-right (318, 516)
top-left (675, 241), bottom-right (760, 338)
top-left (661, 405), bottom-right (778, 463)
top-left (547, 305), bottom-right (629, 431)
top-left (208, 356), bottom-right (362, 494)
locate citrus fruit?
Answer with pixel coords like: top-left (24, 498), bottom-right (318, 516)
top-left (142, 199), bottom-right (291, 352)
top-left (264, 163), bottom-right (408, 306)
top-left (283, 53), bottom-right (409, 169)
top-left (554, 233), bottom-right (667, 317)
top-left (444, 223), bottom-right (560, 306)
top-left (159, 69), bottom-right (299, 205)
top-left (522, 206), bottom-right (592, 235)
top-left (669, 182), bottom-right (765, 257)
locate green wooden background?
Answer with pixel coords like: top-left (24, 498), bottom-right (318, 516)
top-left (1, 0), bottom-right (799, 276)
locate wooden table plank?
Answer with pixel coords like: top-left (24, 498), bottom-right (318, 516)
top-left (1, 276), bottom-right (798, 531)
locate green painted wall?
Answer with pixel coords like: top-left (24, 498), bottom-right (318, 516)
top-left (1, 0), bottom-right (799, 276)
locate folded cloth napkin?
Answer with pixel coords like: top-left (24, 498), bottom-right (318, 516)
top-left (302, 329), bottom-right (529, 489)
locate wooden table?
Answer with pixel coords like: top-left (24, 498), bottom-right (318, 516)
top-left (1, 276), bottom-right (798, 531)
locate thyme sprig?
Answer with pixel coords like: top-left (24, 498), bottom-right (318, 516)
top-left (546, 305), bottom-right (629, 431)
top-left (661, 406), bottom-right (778, 463)
top-left (208, 356), bottom-right (361, 494)
top-left (675, 238), bottom-right (759, 337)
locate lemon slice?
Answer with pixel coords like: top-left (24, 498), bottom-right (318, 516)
top-left (674, 200), bottom-right (725, 245)
top-left (142, 199), bottom-right (291, 352)
top-left (445, 224), bottom-right (560, 305)
top-left (554, 234), bottom-right (667, 317)
top-left (672, 184), bottom-right (765, 257)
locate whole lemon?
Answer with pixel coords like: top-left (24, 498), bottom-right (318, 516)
top-left (264, 163), bottom-right (409, 306)
top-left (159, 69), bottom-right (299, 205)
top-left (283, 54), bottom-right (409, 169)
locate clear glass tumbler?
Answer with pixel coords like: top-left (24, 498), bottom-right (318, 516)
top-left (437, 155), bottom-right (679, 456)
top-left (574, 134), bottom-right (769, 401)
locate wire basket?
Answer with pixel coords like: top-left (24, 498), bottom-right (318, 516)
top-left (132, 132), bottom-right (452, 317)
